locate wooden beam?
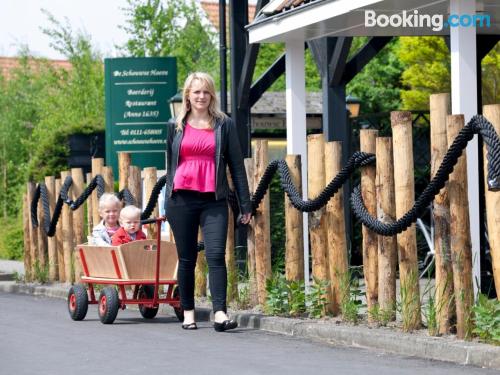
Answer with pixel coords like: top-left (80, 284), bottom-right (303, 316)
top-left (343, 37), bottom-right (392, 84)
top-left (328, 37), bottom-right (352, 87)
top-left (249, 53), bottom-right (286, 108)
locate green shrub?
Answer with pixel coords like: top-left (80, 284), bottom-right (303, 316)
top-left (306, 277), bottom-right (330, 319)
top-left (473, 294), bottom-right (500, 345)
top-left (0, 218), bottom-right (24, 260)
top-left (339, 268), bottom-right (364, 324)
top-left (265, 273), bottom-right (289, 315)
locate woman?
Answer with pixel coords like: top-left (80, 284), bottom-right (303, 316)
top-left (165, 72), bottom-right (252, 332)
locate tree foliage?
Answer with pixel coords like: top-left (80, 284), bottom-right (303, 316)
top-left (120, 0), bottom-right (219, 84)
top-left (397, 36), bottom-right (450, 110)
top-left (27, 11), bottom-right (105, 181)
top-left (398, 36), bottom-right (500, 110)
top-left (347, 37), bottom-right (403, 113)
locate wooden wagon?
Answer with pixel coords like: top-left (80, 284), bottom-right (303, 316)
top-left (67, 219), bottom-right (183, 324)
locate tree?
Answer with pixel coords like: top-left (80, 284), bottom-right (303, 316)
top-left (397, 36), bottom-right (450, 110)
top-left (120, 0), bottom-right (219, 85)
top-left (398, 36), bottom-right (500, 110)
top-left (25, 11), bottom-right (105, 181)
top-left (347, 37), bottom-right (404, 113)
top-left (482, 43), bottom-right (500, 105)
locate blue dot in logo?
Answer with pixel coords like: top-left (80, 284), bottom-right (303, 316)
top-left (444, 21), bottom-right (448, 27)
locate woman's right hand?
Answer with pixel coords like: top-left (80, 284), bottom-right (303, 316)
top-left (239, 213), bottom-right (252, 225)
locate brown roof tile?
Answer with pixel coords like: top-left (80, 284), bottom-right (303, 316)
top-left (200, 1), bottom-right (256, 30)
top-left (0, 56), bottom-right (71, 79)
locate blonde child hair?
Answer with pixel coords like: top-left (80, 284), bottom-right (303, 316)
top-left (98, 193), bottom-right (121, 211)
top-left (119, 205), bottom-right (142, 223)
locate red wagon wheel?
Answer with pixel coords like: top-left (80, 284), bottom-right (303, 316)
top-left (172, 286), bottom-right (184, 322)
top-left (138, 285), bottom-right (159, 319)
top-left (67, 284), bottom-right (88, 321)
top-left (98, 287), bottom-right (119, 324)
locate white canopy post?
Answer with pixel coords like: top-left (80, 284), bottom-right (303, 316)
top-left (450, 0), bottom-right (480, 296)
top-left (285, 39), bottom-right (310, 285)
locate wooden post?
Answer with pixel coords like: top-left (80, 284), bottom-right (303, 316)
top-left (430, 93), bottom-right (454, 334)
top-left (128, 166), bottom-right (142, 208)
top-left (324, 142), bottom-right (347, 315)
top-left (71, 168), bottom-right (85, 283)
top-left (101, 166), bottom-right (114, 193)
top-left (285, 155), bottom-right (304, 282)
top-left (45, 176), bottom-right (57, 281)
top-left (483, 104), bottom-right (500, 300)
top-left (143, 167), bottom-right (159, 239)
top-left (307, 134), bottom-right (330, 311)
top-left (245, 158), bottom-right (258, 306)
top-left (36, 183), bottom-right (47, 269)
top-left (195, 229), bottom-right (207, 297)
top-left (60, 171), bottom-right (74, 283)
top-left (27, 182), bottom-right (37, 279)
top-left (55, 178), bottom-right (65, 281)
top-left (118, 153), bottom-right (131, 191)
top-left (360, 129), bottom-right (379, 321)
top-left (86, 173), bottom-right (94, 236)
top-left (391, 111), bottom-right (421, 331)
top-left (22, 193), bottom-right (31, 282)
top-left (91, 158), bottom-right (104, 226)
top-left (447, 114), bottom-right (474, 339)
top-left (253, 140), bottom-right (272, 305)
top-left (376, 137), bottom-right (398, 319)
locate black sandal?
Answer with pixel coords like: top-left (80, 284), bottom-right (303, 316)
top-left (213, 319), bottom-right (238, 332)
top-left (181, 322), bottom-right (198, 330)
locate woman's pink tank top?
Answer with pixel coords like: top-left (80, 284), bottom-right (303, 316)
top-left (173, 123), bottom-right (216, 192)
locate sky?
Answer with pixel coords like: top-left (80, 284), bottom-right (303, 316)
top-left (0, 0), bottom-right (132, 60)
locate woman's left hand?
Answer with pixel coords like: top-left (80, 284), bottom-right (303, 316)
top-left (240, 213), bottom-right (252, 225)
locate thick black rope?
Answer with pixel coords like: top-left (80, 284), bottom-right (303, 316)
top-left (141, 175), bottom-right (167, 220)
top-left (29, 115), bottom-right (500, 240)
top-left (32, 174), bottom-right (107, 236)
top-left (249, 151), bottom-right (375, 214)
top-left (351, 115), bottom-right (500, 236)
top-left (117, 188), bottom-right (137, 207)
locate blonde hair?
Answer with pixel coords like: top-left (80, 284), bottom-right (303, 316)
top-left (175, 72), bottom-right (227, 131)
top-left (98, 193), bottom-right (121, 211)
top-left (119, 205), bottom-right (142, 221)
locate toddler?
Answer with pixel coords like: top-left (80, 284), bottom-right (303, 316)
top-left (90, 193), bottom-right (121, 246)
top-left (111, 205), bottom-right (146, 245)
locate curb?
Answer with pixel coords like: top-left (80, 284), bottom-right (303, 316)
top-left (230, 313), bottom-right (500, 370)
top-left (0, 273), bottom-right (15, 281)
top-left (1, 282), bottom-right (499, 370)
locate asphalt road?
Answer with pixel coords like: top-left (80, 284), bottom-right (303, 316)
top-left (0, 292), bottom-right (497, 375)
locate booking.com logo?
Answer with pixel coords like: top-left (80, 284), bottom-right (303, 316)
top-left (365, 10), bottom-right (491, 32)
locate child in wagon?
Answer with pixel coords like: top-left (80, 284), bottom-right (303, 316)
top-left (111, 205), bottom-right (147, 245)
top-left (89, 193), bottom-right (121, 246)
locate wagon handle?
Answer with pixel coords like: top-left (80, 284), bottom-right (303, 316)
top-left (153, 217), bottom-right (166, 306)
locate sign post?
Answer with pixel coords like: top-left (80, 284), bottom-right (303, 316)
top-left (105, 57), bottom-right (177, 175)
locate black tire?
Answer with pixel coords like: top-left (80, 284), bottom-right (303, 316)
top-left (172, 286), bottom-right (184, 322)
top-left (138, 285), bottom-right (159, 319)
top-left (98, 287), bottom-right (119, 324)
top-left (68, 284), bottom-right (88, 321)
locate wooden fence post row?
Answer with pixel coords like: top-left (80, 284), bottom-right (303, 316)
top-left (483, 105), bottom-right (500, 302)
top-left (22, 99), bottom-right (500, 326)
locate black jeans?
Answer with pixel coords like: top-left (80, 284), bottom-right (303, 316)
top-left (166, 190), bottom-right (228, 312)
